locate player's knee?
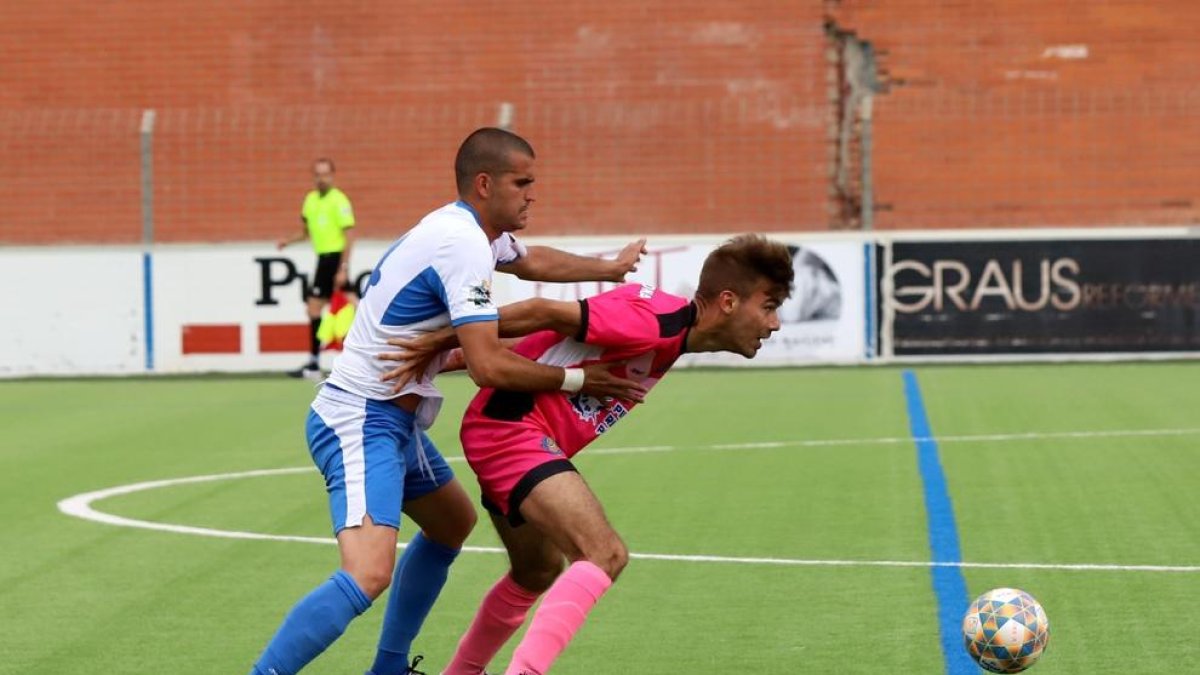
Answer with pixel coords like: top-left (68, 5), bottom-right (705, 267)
top-left (448, 505), bottom-right (479, 546)
top-left (419, 501), bottom-right (477, 549)
top-left (584, 539), bottom-right (628, 582)
top-left (405, 481), bottom-right (479, 549)
top-left (608, 540), bottom-right (630, 580)
top-left (433, 513), bottom-right (476, 550)
top-left (346, 559), bottom-right (394, 600)
top-left (510, 556), bottom-right (564, 594)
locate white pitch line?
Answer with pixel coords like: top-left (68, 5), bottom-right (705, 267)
top-left (57, 458), bottom-right (1200, 574)
top-left (627, 552), bottom-right (1200, 573)
top-left (585, 426), bottom-right (1200, 456)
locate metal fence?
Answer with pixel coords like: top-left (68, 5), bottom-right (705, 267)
top-left (0, 96), bottom-right (832, 245)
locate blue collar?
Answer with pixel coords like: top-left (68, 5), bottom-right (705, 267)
top-left (454, 200), bottom-right (484, 227)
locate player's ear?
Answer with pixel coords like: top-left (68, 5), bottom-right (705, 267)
top-left (718, 289), bottom-right (738, 315)
top-left (474, 172), bottom-right (492, 200)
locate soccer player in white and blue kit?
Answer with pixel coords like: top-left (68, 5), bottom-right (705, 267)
top-left (249, 128), bottom-right (649, 675)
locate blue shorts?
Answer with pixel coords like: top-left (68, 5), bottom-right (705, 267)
top-left (306, 384), bottom-right (455, 535)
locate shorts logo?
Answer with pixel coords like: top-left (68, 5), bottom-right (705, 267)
top-left (466, 280), bottom-right (493, 308)
top-left (568, 392), bottom-right (630, 436)
top-left (541, 436), bottom-right (563, 456)
top-left (568, 392), bottom-right (604, 423)
top-left (594, 402), bottom-right (629, 435)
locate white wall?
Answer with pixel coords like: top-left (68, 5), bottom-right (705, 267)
top-left (3, 235), bottom-right (870, 376)
top-left (0, 248), bottom-right (146, 376)
top-left (9, 227), bottom-right (1196, 377)
top-left (499, 239), bottom-right (867, 366)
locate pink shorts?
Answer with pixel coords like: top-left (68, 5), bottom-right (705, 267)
top-left (461, 420), bottom-right (577, 526)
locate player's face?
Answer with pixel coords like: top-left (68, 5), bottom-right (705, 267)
top-left (724, 280), bottom-right (784, 358)
top-left (312, 162), bottom-right (335, 192)
top-left (485, 152), bottom-right (536, 232)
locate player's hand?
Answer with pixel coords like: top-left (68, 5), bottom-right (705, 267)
top-left (608, 238), bottom-right (647, 282)
top-left (377, 331), bottom-right (454, 392)
top-left (441, 347), bottom-right (466, 373)
top-left (333, 269), bottom-right (348, 289)
top-left (580, 361), bottom-right (648, 404)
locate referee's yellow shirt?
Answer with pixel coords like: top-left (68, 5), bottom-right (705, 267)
top-left (302, 188), bottom-right (355, 254)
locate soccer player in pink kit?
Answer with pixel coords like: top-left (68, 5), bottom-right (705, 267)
top-left (384, 235), bottom-right (794, 674)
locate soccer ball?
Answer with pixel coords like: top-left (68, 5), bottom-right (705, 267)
top-left (962, 588), bottom-right (1050, 673)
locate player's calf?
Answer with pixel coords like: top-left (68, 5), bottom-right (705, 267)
top-left (442, 509), bottom-right (565, 675)
top-left (369, 483), bottom-right (472, 675)
top-left (500, 471), bottom-right (624, 674)
top-left (501, 525), bottom-right (566, 595)
top-left (510, 558), bottom-right (564, 595)
top-left (251, 517), bottom-right (397, 674)
top-left (502, 561), bottom-right (613, 675)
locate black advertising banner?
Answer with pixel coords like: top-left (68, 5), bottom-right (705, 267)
top-left (886, 239), bottom-right (1200, 355)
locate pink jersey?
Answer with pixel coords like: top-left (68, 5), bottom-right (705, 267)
top-left (462, 283), bottom-right (694, 457)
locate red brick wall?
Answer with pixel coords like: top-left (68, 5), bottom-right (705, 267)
top-left (0, 2), bottom-right (829, 244)
top-left (3, 2), bottom-right (1197, 244)
top-left (828, 0), bottom-right (1200, 228)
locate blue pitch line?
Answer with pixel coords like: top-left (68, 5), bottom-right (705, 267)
top-left (142, 251), bottom-right (155, 371)
top-left (863, 242), bottom-right (876, 360)
top-left (902, 370), bottom-right (978, 675)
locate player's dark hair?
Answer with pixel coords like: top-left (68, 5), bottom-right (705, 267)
top-left (313, 157), bottom-right (336, 172)
top-left (695, 234), bottom-right (794, 303)
top-left (455, 128), bottom-right (536, 196)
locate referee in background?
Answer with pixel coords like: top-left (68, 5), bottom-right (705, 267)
top-left (277, 158), bottom-right (357, 379)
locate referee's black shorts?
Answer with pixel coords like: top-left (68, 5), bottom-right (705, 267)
top-left (308, 253), bottom-right (357, 300)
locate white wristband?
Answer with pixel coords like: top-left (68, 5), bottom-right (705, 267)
top-left (560, 368), bottom-right (585, 393)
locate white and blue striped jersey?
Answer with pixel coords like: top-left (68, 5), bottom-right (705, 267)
top-left (325, 201), bottom-right (525, 421)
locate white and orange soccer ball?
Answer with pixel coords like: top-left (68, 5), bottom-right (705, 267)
top-left (962, 588), bottom-right (1050, 673)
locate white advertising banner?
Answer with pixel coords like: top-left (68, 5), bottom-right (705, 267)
top-left (5, 235), bottom-right (869, 377)
top-left (151, 242), bottom-right (394, 373)
top-left (0, 248), bottom-right (145, 376)
top-left (499, 239), bottom-right (868, 366)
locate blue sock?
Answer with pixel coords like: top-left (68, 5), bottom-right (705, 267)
top-left (368, 532), bottom-right (461, 675)
top-left (252, 570), bottom-right (372, 675)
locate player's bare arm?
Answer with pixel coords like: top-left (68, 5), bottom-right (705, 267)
top-left (277, 217), bottom-right (309, 250)
top-left (497, 238), bottom-right (646, 283)
top-left (334, 227), bottom-right (355, 288)
top-left (377, 297), bottom-right (583, 388)
top-left (451, 319), bottom-right (646, 402)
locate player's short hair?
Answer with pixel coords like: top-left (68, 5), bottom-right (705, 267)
top-left (695, 234), bottom-right (795, 303)
top-left (312, 157), bottom-right (336, 173)
top-left (455, 128), bottom-right (536, 196)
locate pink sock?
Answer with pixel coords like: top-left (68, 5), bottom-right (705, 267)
top-left (443, 574), bottom-right (541, 675)
top-left (504, 562), bottom-right (613, 675)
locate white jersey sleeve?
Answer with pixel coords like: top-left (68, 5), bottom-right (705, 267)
top-left (437, 228), bottom-right (500, 326)
top-left (492, 232), bottom-right (527, 266)
top-left (326, 201), bottom-right (510, 406)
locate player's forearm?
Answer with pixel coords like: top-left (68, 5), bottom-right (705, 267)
top-left (439, 339), bottom-right (518, 374)
top-left (423, 300), bottom-right (578, 354)
top-left (339, 232), bottom-right (355, 269)
top-left (498, 298), bottom-right (580, 337)
top-left (513, 246), bottom-right (622, 283)
top-left (464, 347), bottom-right (570, 392)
